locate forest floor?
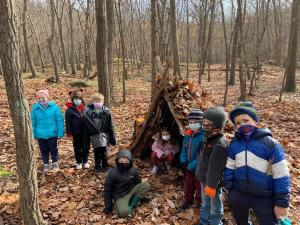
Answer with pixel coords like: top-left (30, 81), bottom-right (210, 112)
top-left (0, 64), bottom-right (300, 225)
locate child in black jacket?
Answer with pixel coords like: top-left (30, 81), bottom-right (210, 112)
top-left (103, 149), bottom-right (150, 217)
top-left (65, 89), bottom-right (90, 169)
top-left (83, 93), bottom-right (116, 174)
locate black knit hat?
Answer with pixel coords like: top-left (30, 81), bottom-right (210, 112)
top-left (204, 107), bottom-right (227, 129)
top-left (188, 108), bottom-right (204, 121)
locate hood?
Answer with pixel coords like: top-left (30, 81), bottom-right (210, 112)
top-left (115, 149), bottom-right (133, 167)
top-left (235, 127), bottom-right (272, 140)
top-left (32, 101), bottom-right (55, 110)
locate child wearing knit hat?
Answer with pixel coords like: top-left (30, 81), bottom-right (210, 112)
top-left (224, 102), bottom-right (290, 225)
top-left (31, 89), bottom-right (64, 172)
top-left (195, 107), bottom-right (228, 225)
top-left (179, 108), bottom-right (205, 210)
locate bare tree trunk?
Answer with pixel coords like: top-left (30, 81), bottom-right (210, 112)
top-left (107, 0), bottom-right (115, 101)
top-left (68, 0), bottom-right (76, 75)
top-left (0, 60), bottom-right (3, 75)
top-left (83, 0), bottom-right (91, 78)
top-left (95, 0), bottom-right (110, 105)
top-left (48, 0), bottom-right (60, 82)
top-left (284, 0), bottom-right (300, 92)
top-left (22, 0), bottom-right (37, 78)
top-left (170, 0), bottom-right (181, 78)
top-left (186, 0), bottom-right (190, 78)
top-left (228, 12), bottom-right (239, 86)
top-left (273, 0), bottom-right (283, 67)
top-left (0, 1), bottom-right (45, 224)
top-left (116, 0), bottom-right (126, 103)
top-left (207, 0), bottom-right (216, 82)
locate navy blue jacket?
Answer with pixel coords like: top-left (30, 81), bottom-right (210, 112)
top-left (65, 102), bottom-right (85, 136)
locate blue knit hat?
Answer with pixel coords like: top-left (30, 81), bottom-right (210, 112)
top-left (229, 102), bottom-right (259, 123)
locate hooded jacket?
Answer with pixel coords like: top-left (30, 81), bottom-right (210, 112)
top-left (31, 101), bottom-right (64, 139)
top-left (65, 102), bottom-right (85, 136)
top-left (103, 150), bottom-right (141, 211)
top-left (223, 128), bottom-right (290, 208)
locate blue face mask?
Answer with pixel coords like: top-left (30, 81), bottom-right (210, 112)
top-left (73, 99), bottom-right (82, 106)
top-left (189, 123), bottom-right (202, 131)
top-left (237, 124), bottom-right (258, 140)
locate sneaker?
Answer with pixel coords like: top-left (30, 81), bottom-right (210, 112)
top-left (95, 168), bottom-right (101, 175)
top-left (43, 164), bottom-right (50, 173)
top-left (76, 163), bottom-right (83, 170)
top-left (151, 166), bottom-right (159, 175)
top-left (180, 201), bottom-right (192, 211)
top-left (52, 162), bottom-right (59, 169)
top-left (83, 163), bottom-right (90, 169)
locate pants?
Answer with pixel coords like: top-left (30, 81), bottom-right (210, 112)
top-left (199, 184), bottom-right (223, 225)
top-left (72, 133), bottom-right (89, 164)
top-left (94, 146), bottom-right (108, 169)
top-left (151, 152), bottom-right (175, 166)
top-left (184, 170), bottom-right (201, 203)
top-left (116, 182), bottom-right (150, 217)
top-left (38, 137), bottom-right (59, 164)
top-left (228, 189), bottom-right (277, 225)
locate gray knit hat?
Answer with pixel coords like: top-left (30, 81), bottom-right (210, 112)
top-left (204, 107), bottom-right (227, 129)
top-left (188, 108), bottom-right (204, 121)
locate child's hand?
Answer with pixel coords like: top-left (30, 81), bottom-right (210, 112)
top-left (204, 185), bottom-right (216, 198)
top-left (274, 206), bottom-right (288, 219)
top-left (68, 136), bottom-right (73, 142)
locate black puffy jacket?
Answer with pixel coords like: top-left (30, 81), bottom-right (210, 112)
top-left (103, 150), bottom-right (141, 211)
top-left (65, 103), bottom-right (85, 135)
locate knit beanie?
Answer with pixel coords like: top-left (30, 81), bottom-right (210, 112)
top-left (36, 90), bottom-right (49, 99)
top-left (229, 102), bottom-right (259, 124)
top-left (204, 107), bottom-right (227, 129)
top-left (69, 89), bottom-right (83, 100)
top-left (188, 108), bottom-right (204, 121)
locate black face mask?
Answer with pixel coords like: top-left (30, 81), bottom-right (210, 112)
top-left (117, 162), bottom-right (131, 173)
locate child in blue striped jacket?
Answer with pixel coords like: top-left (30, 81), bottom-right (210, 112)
top-left (223, 102), bottom-right (290, 225)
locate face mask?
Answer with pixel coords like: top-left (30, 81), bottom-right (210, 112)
top-left (39, 99), bottom-right (48, 108)
top-left (162, 135), bottom-right (171, 141)
top-left (189, 123), bottom-right (202, 131)
top-left (117, 162), bottom-right (131, 173)
top-left (237, 124), bottom-right (258, 140)
top-left (94, 102), bottom-right (103, 109)
top-left (73, 99), bottom-right (82, 106)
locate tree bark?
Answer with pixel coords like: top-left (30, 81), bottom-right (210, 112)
top-left (83, 0), bottom-right (91, 78)
top-left (186, 0), bottom-right (190, 78)
top-left (68, 0), bottom-right (76, 75)
top-left (284, 0), bottom-right (300, 92)
top-left (170, 0), bottom-right (181, 78)
top-left (0, 60), bottom-right (3, 75)
top-left (22, 0), bottom-right (37, 78)
top-left (0, 1), bottom-right (45, 224)
top-left (95, 0), bottom-right (110, 105)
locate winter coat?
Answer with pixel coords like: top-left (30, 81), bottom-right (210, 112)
top-left (223, 128), bottom-right (290, 208)
top-left (180, 129), bottom-right (205, 172)
top-left (195, 133), bottom-right (228, 188)
top-left (103, 150), bottom-right (141, 211)
top-left (31, 101), bottom-right (64, 139)
top-left (151, 139), bottom-right (179, 158)
top-left (65, 102), bottom-right (85, 136)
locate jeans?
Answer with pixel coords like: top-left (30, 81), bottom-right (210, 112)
top-left (199, 184), bottom-right (223, 225)
top-left (38, 137), bottom-right (59, 164)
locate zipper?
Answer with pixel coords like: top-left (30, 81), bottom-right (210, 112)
top-left (245, 141), bottom-right (249, 190)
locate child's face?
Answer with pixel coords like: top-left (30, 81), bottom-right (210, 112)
top-left (118, 157), bottom-right (130, 164)
top-left (234, 114), bottom-right (257, 129)
top-left (161, 131), bottom-right (170, 136)
top-left (202, 119), bottom-right (214, 131)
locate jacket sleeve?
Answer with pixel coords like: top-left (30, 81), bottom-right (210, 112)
top-left (271, 143), bottom-right (290, 208)
top-left (30, 109), bottom-right (37, 139)
top-left (223, 143), bottom-right (236, 190)
top-left (107, 112), bottom-right (116, 146)
top-left (103, 171), bottom-right (115, 211)
top-left (82, 118), bottom-right (90, 151)
top-left (187, 159), bottom-right (198, 172)
top-left (180, 136), bottom-right (188, 164)
top-left (206, 144), bottom-right (228, 188)
top-left (65, 109), bottom-right (72, 136)
top-left (55, 105), bottom-right (64, 138)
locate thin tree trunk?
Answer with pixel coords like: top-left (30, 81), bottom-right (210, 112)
top-left (22, 0), bottom-right (37, 78)
top-left (207, 0), bottom-right (216, 82)
top-left (0, 1), bottom-right (45, 224)
top-left (186, 0), bottom-right (190, 78)
top-left (68, 0), bottom-right (76, 75)
top-left (83, 0), bottom-right (91, 78)
top-left (95, 0), bottom-right (110, 105)
top-left (0, 60), bottom-right (3, 75)
top-left (107, 0), bottom-right (115, 101)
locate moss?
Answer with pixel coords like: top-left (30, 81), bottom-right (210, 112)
top-left (0, 167), bottom-right (12, 177)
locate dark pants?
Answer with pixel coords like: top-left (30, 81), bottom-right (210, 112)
top-left (228, 189), bottom-right (277, 225)
top-left (94, 146), bottom-right (108, 169)
top-left (151, 152), bottom-right (175, 166)
top-left (72, 133), bottom-right (89, 164)
top-left (38, 137), bottom-right (59, 164)
top-left (184, 170), bottom-right (201, 204)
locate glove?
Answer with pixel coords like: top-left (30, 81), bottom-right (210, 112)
top-left (204, 185), bottom-right (216, 198)
top-left (103, 207), bottom-right (113, 215)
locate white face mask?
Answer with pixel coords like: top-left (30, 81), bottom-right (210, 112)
top-left (162, 135), bottom-right (171, 141)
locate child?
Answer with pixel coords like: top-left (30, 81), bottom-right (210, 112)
top-left (195, 107), bottom-right (228, 225)
top-left (65, 89), bottom-right (90, 170)
top-left (151, 127), bottom-right (180, 174)
top-left (103, 149), bottom-right (150, 217)
top-left (31, 89), bottom-right (64, 172)
top-left (180, 108), bottom-right (205, 210)
top-left (223, 102), bottom-right (290, 225)
top-left (83, 93), bottom-right (116, 174)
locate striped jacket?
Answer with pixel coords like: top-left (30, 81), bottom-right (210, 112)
top-left (223, 128), bottom-right (290, 208)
